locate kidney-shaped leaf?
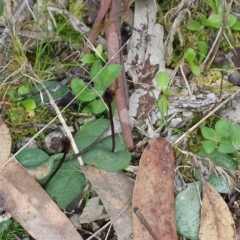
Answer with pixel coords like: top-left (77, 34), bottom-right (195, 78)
top-left (82, 134), bottom-right (131, 171)
top-left (74, 118), bottom-right (110, 152)
top-left (175, 182), bottom-right (201, 240)
top-left (32, 81), bottom-right (69, 103)
top-left (194, 170), bottom-right (229, 194)
top-left (198, 150), bottom-right (238, 170)
top-left (16, 148), bottom-right (49, 168)
top-left (40, 153), bottom-right (86, 210)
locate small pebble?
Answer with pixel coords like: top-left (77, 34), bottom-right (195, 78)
top-left (43, 130), bottom-right (65, 154)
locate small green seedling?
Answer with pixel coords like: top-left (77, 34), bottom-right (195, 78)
top-left (71, 45), bottom-right (121, 115)
top-left (201, 119), bottom-right (233, 154)
top-left (156, 72), bottom-right (173, 122)
top-left (184, 48), bottom-right (201, 76)
top-left (7, 86), bottom-right (36, 116)
top-left (198, 119), bottom-right (240, 171)
top-left (80, 44), bottom-right (108, 64)
top-left (187, 0), bottom-right (240, 31)
top-left (201, 118), bottom-right (240, 160)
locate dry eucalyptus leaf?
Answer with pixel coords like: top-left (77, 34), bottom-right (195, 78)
top-left (81, 165), bottom-right (134, 240)
top-left (0, 160), bottom-right (83, 240)
top-left (79, 197), bottom-right (109, 224)
top-left (0, 116), bottom-right (11, 167)
top-left (132, 137), bottom-right (177, 240)
top-left (199, 182), bottom-right (236, 240)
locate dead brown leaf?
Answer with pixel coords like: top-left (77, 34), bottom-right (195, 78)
top-left (0, 160), bottom-right (83, 240)
top-left (132, 137), bottom-right (177, 240)
top-left (0, 116), bottom-right (11, 167)
top-left (81, 165), bottom-right (134, 240)
top-left (199, 182), bottom-right (236, 240)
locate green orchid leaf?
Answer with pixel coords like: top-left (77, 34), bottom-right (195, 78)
top-left (231, 20), bottom-right (240, 30)
top-left (200, 14), bottom-right (207, 25)
top-left (230, 124), bottom-right (240, 150)
top-left (74, 118), bottom-right (110, 152)
top-left (81, 53), bottom-right (97, 64)
top-left (198, 41), bottom-right (209, 63)
top-left (201, 126), bottom-right (216, 140)
top-left (31, 81), bottom-right (69, 103)
top-left (21, 99), bottom-right (36, 110)
top-left (202, 140), bottom-right (216, 154)
top-left (82, 134), bottom-right (131, 171)
top-left (158, 95), bottom-right (169, 116)
top-left (90, 59), bottom-right (102, 79)
top-left (187, 20), bottom-right (201, 31)
top-left (93, 64), bottom-right (122, 93)
top-left (39, 153), bottom-right (86, 210)
top-left (16, 148), bottom-right (49, 168)
top-left (185, 48), bottom-right (196, 64)
top-left (215, 119), bottom-right (230, 138)
top-left (175, 182), bottom-right (201, 240)
top-left (218, 140), bottom-right (235, 153)
top-left (95, 44), bottom-right (103, 58)
top-left (87, 99), bottom-right (107, 114)
top-left (71, 78), bottom-right (98, 102)
top-left (194, 170), bottom-right (229, 193)
top-left (18, 86), bottom-right (30, 95)
top-left (228, 14), bottom-right (237, 27)
top-left (205, 13), bottom-right (222, 28)
top-left (204, 0), bottom-right (218, 13)
top-left (190, 63), bottom-right (201, 76)
top-left (198, 150), bottom-right (238, 170)
top-left (156, 72), bottom-right (170, 91)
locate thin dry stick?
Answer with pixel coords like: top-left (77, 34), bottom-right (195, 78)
top-left (105, 0), bottom-right (134, 150)
top-left (173, 87), bottom-right (240, 147)
top-left (30, 68), bottom-right (84, 166)
top-left (180, 62), bottom-right (192, 96)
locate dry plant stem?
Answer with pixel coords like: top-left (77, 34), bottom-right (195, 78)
top-left (202, 0), bottom-right (233, 72)
top-left (180, 63), bottom-right (192, 96)
top-left (30, 68), bottom-right (84, 166)
top-left (173, 87), bottom-right (240, 147)
top-left (81, 0), bottom-right (112, 55)
top-left (105, 0), bottom-right (134, 150)
top-left (0, 27), bottom-right (59, 40)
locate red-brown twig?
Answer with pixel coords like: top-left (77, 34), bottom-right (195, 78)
top-left (105, 0), bottom-right (134, 150)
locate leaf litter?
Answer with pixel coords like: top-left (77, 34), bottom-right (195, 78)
top-left (1, 0), bottom-right (240, 239)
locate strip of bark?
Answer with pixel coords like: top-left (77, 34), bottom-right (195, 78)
top-left (105, 0), bottom-right (134, 150)
top-left (81, 0), bottom-right (112, 55)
